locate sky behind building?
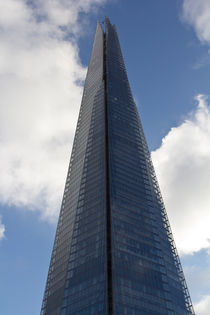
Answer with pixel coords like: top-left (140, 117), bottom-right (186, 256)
top-left (0, 1), bottom-right (210, 314)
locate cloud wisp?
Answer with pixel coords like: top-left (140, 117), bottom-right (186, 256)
top-left (152, 95), bottom-right (210, 255)
top-left (182, 0), bottom-right (210, 44)
top-left (182, 0), bottom-right (210, 69)
top-left (0, 216), bottom-right (5, 241)
top-left (0, 0), bottom-right (105, 221)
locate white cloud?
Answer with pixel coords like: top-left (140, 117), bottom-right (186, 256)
top-left (195, 295), bottom-right (210, 315)
top-left (182, 0), bottom-right (210, 43)
top-left (0, 216), bottom-right (5, 240)
top-left (152, 95), bottom-right (210, 255)
top-left (0, 0), bottom-right (105, 221)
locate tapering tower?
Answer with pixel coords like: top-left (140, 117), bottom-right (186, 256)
top-left (41, 18), bottom-right (194, 315)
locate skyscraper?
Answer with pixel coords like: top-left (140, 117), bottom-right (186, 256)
top-left (41, 18), bottom-right (194, 315)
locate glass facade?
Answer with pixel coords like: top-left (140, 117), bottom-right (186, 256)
top-left (41, 18), bottom-right (194, 315)
top-left (105, 18), bottom-right (193, 315)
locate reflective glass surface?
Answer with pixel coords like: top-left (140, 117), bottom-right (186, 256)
top-left (41, 18), bottom-right (194, 315)
top-left (105, 19), bottom-right (193, 315)
top-left (41, 23), bottom-right (107, 315)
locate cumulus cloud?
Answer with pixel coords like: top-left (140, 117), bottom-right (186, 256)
top-left (152, 95), bottom-right (210, 254)
top-left (182, 0), bottom-right (210, 43)
top-left (0, 216), bottom-right (5, 240)
top-left (195, 295), bottom-right (210, 315)
top-left (0, 0), bottom-right (105, 221)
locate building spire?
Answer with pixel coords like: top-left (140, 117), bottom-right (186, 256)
top-left (41, 18), bottom-right (194, 315)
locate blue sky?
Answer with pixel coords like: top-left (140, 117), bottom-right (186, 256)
top-left (0, 0), bottom-right (210, 314)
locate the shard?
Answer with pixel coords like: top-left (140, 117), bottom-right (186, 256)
top-left (41, 18), bottom-right (194, 315)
